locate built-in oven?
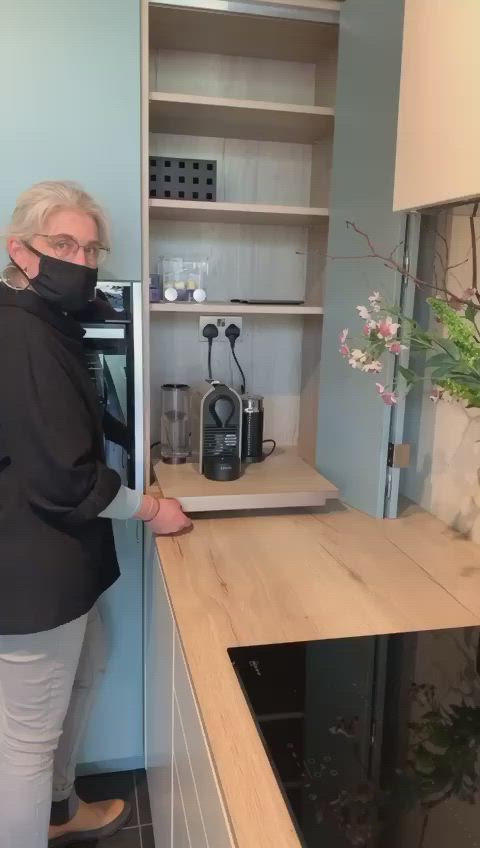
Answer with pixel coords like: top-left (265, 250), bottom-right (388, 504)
top-left (81, 281), bottom-right (143, 491)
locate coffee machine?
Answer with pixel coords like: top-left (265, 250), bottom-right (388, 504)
top-left (191, 380), bottom-right (243, 480)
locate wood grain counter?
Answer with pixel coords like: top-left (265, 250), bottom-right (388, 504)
top-left (155, 502), bottom-right (480, 847)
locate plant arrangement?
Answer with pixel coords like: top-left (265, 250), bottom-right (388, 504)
top-left (337, 219), bottom-right (480, 409)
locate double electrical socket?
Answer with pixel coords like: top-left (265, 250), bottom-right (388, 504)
top-left (199, 315), bottom-right (243, 342)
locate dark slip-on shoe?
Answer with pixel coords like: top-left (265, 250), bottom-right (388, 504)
top-left (48, 800), bottom-right (132, 846)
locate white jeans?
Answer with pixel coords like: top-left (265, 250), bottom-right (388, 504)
top-left (0, 606), bottom-right (104, 848)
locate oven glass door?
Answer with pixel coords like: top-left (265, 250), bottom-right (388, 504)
top-left (82, 284), bottom-right (136, 488)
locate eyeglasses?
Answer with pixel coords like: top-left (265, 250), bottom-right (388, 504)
top-left (31, 234), bottom-right (110, 267)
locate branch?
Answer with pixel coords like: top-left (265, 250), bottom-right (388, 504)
top-left (471, 202), bottom-right (478, 291)
top-left (434, 248), bottom-right (446, 281)
top-left (327, 220), bottom-right (480, 313)
top-left (389, 240), bottom-right (404, 261)
top-left (422, 216), bottom-right (450, 270)
top-left (447, 255), bottom-right (473, 272)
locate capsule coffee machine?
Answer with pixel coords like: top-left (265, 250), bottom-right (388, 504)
top-left (191, 380), bottom-right (243, 480)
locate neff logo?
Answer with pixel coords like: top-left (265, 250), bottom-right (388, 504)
top-left (248, 660), bottom-right (261, 677)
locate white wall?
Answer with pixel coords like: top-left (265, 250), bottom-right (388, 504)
top-left (401, 215), bottom-right (480, 541)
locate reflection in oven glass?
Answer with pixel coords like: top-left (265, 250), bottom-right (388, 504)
top-left (229, 626), bottom-right (480, 848)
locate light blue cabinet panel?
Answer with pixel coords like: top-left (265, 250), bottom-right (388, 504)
top-left (1, 0), bottom-right (143, 772)
top-left (0, 0), bottom-right (141, 281)
top-left (79, 519), bottom-right (144, 772)
top-left (316, 0), bottom-right (408, 517)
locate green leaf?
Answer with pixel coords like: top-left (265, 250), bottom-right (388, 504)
top-left (428, 727), bottom-right (451, 747)
top-left (426, 353), bottom-right (454, 369)
top-left (435, 338), bottom-right (462, 360)
top-left (409, 340), bottom-right (432, 353)
top-left (465, 304), bottom-right (478, 324)
top-left (431, 365), bottom-right (458, 381)
top-left (410, 326), bottom-right (434, 344)
top-left (414, 747), bottom-right (437, 774)
top-left (449, 376), bottom-right (480, 390)
top-left (398, 366), bottom-right (421, 386)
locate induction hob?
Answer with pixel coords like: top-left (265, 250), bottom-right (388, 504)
top-left (228, 625), bottom-right (480, 848)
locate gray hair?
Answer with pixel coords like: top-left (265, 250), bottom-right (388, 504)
top-left (5, 180), bottom-right (110, 248)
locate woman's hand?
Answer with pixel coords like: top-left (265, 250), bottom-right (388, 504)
top-left (134, 494), bottom-right (192, 535)
top-left (148, 498), bottom-right (192, 535)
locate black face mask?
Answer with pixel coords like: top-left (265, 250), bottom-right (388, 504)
top-left (18, 246), bottom-right (97, 313)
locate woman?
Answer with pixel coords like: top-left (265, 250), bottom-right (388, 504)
top-left (0, 180), bottom-right (192, 848)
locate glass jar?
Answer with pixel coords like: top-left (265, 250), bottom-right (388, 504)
top-left (160, 384), bottom-right (191, 464)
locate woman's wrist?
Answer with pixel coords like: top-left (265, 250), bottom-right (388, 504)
top-left (133, 494), bottom-right (161, 522)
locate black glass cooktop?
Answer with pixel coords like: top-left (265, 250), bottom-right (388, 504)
top-left (228, 626), bottom-right (480, 848)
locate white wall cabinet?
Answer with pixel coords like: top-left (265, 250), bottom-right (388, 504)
top-left (394, 0), bottom-right (480, 211)
top-left (145, 541), bottom-right (234, 847)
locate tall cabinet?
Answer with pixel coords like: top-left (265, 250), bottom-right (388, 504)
top-left (2, 0), bottom-right (144, 772)
top-left (1, 0), bottom-right (142, 280)
top-left (143, 1), bottom-right (343, 510)
top-left (143, 0), bottom-right (412, 521)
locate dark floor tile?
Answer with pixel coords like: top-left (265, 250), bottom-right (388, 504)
top-left (95, 828), bottom-right (141, 848)
top-left (140, 824), bottom-right (155, 848)
top-left (75, 771), bottom-right (138, 826)
top-left (68, 826), bottom-right (141, 848)
top-left (134, 770), bottom-right (152, 825)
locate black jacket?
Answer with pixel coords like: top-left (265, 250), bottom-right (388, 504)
top-left (0, 286), bottom-right (122, 634)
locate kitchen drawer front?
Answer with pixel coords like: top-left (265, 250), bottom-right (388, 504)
top-left (173, 695), bottom-right (208, 848)
top-left (174, 632), bottom-right (234, 848)
top-left (173, 757), bottom-right (192, 848)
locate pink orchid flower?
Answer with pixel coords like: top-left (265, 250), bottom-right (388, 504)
top-left (386, 341), bottom-right (406, 354)
top-left (375, 383), bottom-right (398, 405)
top-left (429, 387), bottom-right (443, 403)
top-left (362, 360), bottom-right (382, 373)
top-left (363, 323), bottom-right (372, 337)
top-left (356, 305), bottom-right (370, 320)
top-left (338, 328), bottom-right (350, 357)
top-left (377, 318), bottom-right (400, 339)
top-left (447, 293), bottom-right (465, 311)
top-left (348, 349), bottom-right (368, 369)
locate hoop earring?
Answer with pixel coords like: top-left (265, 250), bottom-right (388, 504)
top-left (0, 263), bottom-right (30, 291)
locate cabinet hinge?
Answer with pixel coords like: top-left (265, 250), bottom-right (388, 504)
top-left (387, 442), bottom-right (411, 468)
top-left (385, 467), bottom-right (392, 502)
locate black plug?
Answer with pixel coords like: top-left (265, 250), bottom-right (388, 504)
top-left (202, 323), bottom-right (219, 341)
top-left (202, 323), bottom-right (218, 380)
top-left (225, 323), bottom-right (240, 345)
top-left (225, 323), bottom-right (246, 394)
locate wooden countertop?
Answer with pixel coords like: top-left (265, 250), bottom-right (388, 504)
top-left (156, 502), bottom-right (480, 847)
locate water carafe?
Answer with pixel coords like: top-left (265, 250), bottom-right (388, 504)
top-left (160, 384), bottom-right (190, 464)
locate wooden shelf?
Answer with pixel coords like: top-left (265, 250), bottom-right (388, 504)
top-left (149, 6), bottom-right (339, 63)
top-left (149, 199), bottom-right (328, 226)
top-left (149, 92), bottom-right (334, 144)
top-left (153, 447), bottom-right (339, 513)
top-left (150, 302), bottom-right (323, 316)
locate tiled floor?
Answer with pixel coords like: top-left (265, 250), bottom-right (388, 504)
top-left (70, 769), bottom-right (154, 847)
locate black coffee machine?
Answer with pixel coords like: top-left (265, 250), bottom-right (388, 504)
top-left (191, 380), bottom-right (243, 481)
